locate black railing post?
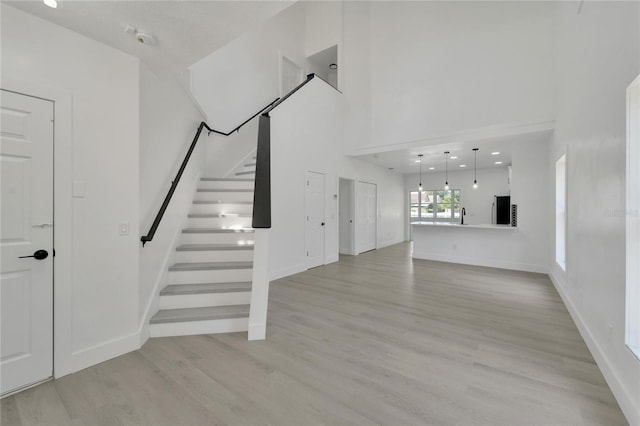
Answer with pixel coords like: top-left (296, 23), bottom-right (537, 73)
top-left (252, 115), bottom-right (271, 228)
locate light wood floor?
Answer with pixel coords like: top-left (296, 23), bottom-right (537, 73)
top-left (1, 243), bottom-right (627, 425)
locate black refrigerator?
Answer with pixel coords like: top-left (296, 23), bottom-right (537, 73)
top-left (495, 196), bottom-right (511, 225)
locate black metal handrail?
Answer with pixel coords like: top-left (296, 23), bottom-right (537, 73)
top-left (253, 74), bottom-right (326, 228)
top-left (141, 98), bottom-right (279, 246)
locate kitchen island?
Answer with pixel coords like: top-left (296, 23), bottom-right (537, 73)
top-left (411, 221), bottom-right (543, 273)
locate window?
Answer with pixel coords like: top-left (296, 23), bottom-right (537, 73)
top-left (626, 75), bottom-right (640, 359)
top-left (409, 189), bottom-right (461, 223)
top-left (556, 154), bottom-right (566, 271)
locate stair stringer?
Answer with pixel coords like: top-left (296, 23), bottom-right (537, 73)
top-left (139, 172), bottom-right (202, 346)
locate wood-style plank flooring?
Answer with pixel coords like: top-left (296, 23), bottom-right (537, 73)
top-left (1, 243), bottom-right (627, 425)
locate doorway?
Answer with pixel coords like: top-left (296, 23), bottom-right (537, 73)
top-left (306, 171), bottom-right (325, 269)
top-left (338, 178), bottom-right (355, 255)
top-left (1, 90), bottom-right (54, 396)
top-left (357, 181), bottom-right (377, 253)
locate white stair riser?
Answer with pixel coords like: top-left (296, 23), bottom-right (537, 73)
top-left (180, 232), bottom-right (254, 245)
top-left (167, 268), bottom-right (253, 285)
top-left (159, 292), bottom-right (251, 310)
top-left (175, 249), bottom-right (254, 263)
top-left (194, 192), bottom-right (253, 202)
top-left (190, 203), bottom-right (253, 215)
top-left (199, 180), bottom-right (254, 190)
top-left (187, 216), bottom-right (252, 229)
top-left (149, 317), bottom-right (249, 338)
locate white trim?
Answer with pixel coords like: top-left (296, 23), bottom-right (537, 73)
top-left (549, 271), bottom-right (640, 426)
top-left (248, 322), bottom-right (266, 341)
top-left (346, 120), bottom-right (555, 157)
top-left (412, 251), bottom-right (547, 274)
top-left (1, 77), bottom-right (75, 379)
top-left (626, 74), bottom-right (640, 361)
top-left (377, 238), bottom-right (405, 250)
top-left (269, 263), bottom-right (308, 281)
top-left (71, 331), bottom-right (139, 374)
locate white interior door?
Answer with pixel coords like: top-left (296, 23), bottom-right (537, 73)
top-left (1, 90), bottom-right (54, 395)
top-left (339, 178), bottom-right (354, 255)
top-left (357, 182), bottom-right (377, 253)
top-left (306, 171), bottom-right (325, 269)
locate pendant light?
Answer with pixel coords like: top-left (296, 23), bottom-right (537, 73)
top-left (444, 151), bottom-right (450, 190)
top-left (473, 148), bottom-right (479, 189)
top-left (418, 154), bottom-right (423, 191)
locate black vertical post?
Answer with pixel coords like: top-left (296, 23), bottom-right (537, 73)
top-left (252, 115), bottom-right (271, 228)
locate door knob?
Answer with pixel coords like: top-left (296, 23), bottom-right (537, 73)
top-left (321, 222), bottom-right (325, 226)
top-left (19, 249), bottom-right (49, 260)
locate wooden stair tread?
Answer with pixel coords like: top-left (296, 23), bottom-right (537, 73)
top-left (197, 188), bottom-right (253, 192)
top-left (200, 177), bottom-right (254, 182)
top-left (150, 305), bottom-right (250, 324)
top-left (176, 244), bottom-right (254, 251)
top-left (169, 261), bottom-right (253, 272)
top-left (182, 228), bottom-right (254, 234)
top-left (160, 282), bottom-right (252, 296)
top-left (192, 201), bottom-right (253, 205)
top-left (235, 171), bottom-right (255, 176)
top-left (188, 213), bottom-right (252, 218)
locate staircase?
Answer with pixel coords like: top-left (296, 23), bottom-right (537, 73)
top-left (149, 159), bottom-right (257, 337)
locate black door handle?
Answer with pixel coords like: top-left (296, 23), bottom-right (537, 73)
top-left (19, 249), bottom-right (49, 260)
top-left (321, 222), bottom-right (325, 226)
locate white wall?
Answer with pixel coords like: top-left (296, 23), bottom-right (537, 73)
top-left (138, 65), bottom-right (206, 335)
top-left (305, 1), bottom-right (341, 59)
top-left (189, 3), bottom-right (308, 130)
top-left (341, 1), bottom-right (371, 154)
top-left (510, 138), bottom-right (550, 272)
top-left (550, 2), bottom-right (640, 423)
top-left (269, 78), bottom-right (405, 280)
top-left (405, 167), bottom-right (511, 227)
top-left (1, 5), bottom-right (140, 372)
top-left (342, 1), bottom-right (554, 153)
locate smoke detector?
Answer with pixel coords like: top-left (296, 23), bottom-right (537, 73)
top-left (135, 32), bottom-right (156, 46)
top-left (124, 25), bottom-right (156, 46)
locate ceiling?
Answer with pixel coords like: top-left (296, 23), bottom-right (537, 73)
top-left (5, 0), bottom-right (294, 75)
top-left (357, 130), bottom-right (552, 174)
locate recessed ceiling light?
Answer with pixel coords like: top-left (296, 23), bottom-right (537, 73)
top-left (329, 63), bottom-right (338, 70)
top-left (491, 152), bottom-right (500, 155)
top-left (459, 164), bottom-right (467, 168)
top-left (450, 156), bottom-right (458, 159)
top-left (44, 0), bottom-right (57, 8)
top-left (495, 161), bottom-right (503, 165)
top-left (428, 167), bottom-right (435, 170)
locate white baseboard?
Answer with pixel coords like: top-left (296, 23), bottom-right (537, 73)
top-left (269, 263), bottom-right (308, 281)
top-left (71, 331), bottom-right (140, 374)
top-left (549, 271), bottom-right (639, 426)
top-left (412, 251), bottom-right (547, 274)
top-left (325, 255), bottom-right (339, 264)
top-left (248, 322), bottom-right (266, 341)
top-left (377, 238), bottom-right (405, 250)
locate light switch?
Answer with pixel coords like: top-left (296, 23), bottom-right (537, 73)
top-left (119, 223), bottom-right (129, 236)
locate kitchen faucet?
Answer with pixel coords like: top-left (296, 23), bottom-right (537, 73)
top-left (461, 207), bottom-right (466, 225)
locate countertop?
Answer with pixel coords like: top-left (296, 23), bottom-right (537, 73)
top-left (411, 222), bottom-right (516, 230)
